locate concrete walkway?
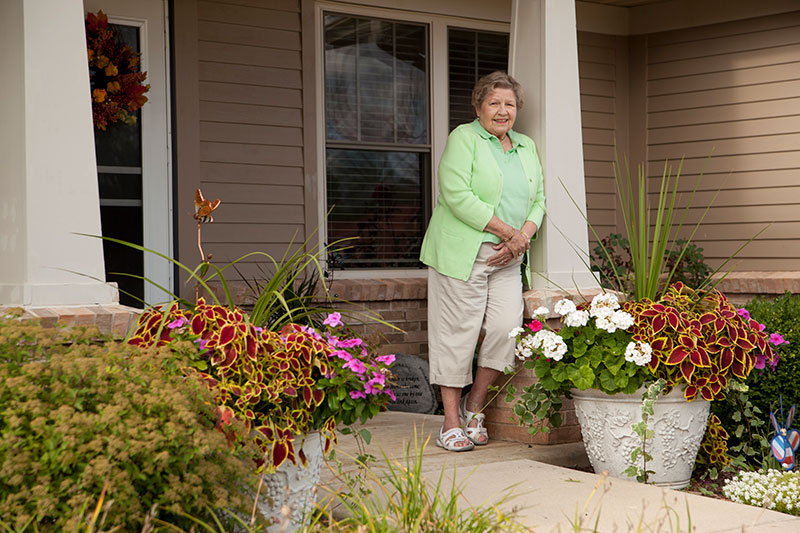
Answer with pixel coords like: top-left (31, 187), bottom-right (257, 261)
top-left (320, 412), bottom-right (800, 532)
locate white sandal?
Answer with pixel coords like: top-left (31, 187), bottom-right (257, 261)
top-left (436, 426), bottom-right (475, 452)
top-left (459, 395), bottom-right (489, 446)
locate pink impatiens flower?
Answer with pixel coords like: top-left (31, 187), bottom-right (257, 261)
top-left (332, 349), bottom-right (352, 361)
top-left (338, 338), bottom-right (364, 349)
top-left (344, 358), bottom-right (367, 374)
top-left (376, 354), bottom-right (396, 365)
top-left (349, 390), bottom-right (367, 400)
top-left (737, 308), bottom-right (751, 320)
top-left (385, 389), bottom-right (396, 401)
top-left (323, 312), bottom-right (343, 327)
top-left (769, 333), bottom-right (788, 346)
top-left (167, 316), bottom-right (188, 329)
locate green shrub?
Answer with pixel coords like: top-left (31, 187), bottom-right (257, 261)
top-left (743, 292), bottom-right (800, 417)
top-left (0, 311), bottom-right (259, 531)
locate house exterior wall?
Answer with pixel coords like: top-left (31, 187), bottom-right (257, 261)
top-left (642, 11), bottom-right (800, 271)
top-left (577, 31), bottom-right (626, 249)
top-left (174, 0), bottom-right (308, 285)
top-left (576, 7), bottom-right (800, 273)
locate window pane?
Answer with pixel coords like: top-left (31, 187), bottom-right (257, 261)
top-left (448, 28), bottom-right (509, 131)
top-left (326, 149), bottom-right (429, 269)
top-left (324, 14), bottom-right (428, 144)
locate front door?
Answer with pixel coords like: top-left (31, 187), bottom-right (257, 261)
top-left (84, 0), bottom-right (171, 306)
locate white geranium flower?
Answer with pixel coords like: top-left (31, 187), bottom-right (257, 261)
top-left (564, 310), bottom-right (589, 328)
top-left (515, 345), bottom-right (533, 361)
top-left (611, 310), bottom-right (635, 331)
top-left (624, 341), bottom-right (653, 366)
top-left (554, 299), bottom-right (577, 316)
top-left (532, 306), bottom-right (550, 318)
top-left (590, 292), bottom-right (620, 318)
top-left (544, 341), bottom-right (568, 361)
top-left (595, 315), bottom-right (616, 333)
top-left (508, 326), bottom-right (525, 339)
top-left (531, 330), bottom-right (567, 361)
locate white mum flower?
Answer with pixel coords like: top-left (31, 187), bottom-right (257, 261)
top-left (611, 310), bottom-right (635, 331)
top-left (532, 306), bottom-right (550, 318)
top-left (590, 292), bottom-right (620, 318)
top-left (564, 310), bottom-right (589, 328)
top-left (554, 299), bottom-right (577, 316)
top-left (508, 326), bottom-right (525, 339)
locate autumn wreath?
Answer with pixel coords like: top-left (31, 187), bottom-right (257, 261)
top-left (85, 11), bottom-right (150, 131)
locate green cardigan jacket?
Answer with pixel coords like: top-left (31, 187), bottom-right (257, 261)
top-left (419, 122), bottom-right (546, 281)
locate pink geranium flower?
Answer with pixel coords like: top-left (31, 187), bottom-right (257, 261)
top-left (323, 312), bottom-right (343, 327)
top-left (527, 320), bottom-right (543, 332)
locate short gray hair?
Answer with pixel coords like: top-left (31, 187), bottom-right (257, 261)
top-left (471, 71), bottom-right (524, 111)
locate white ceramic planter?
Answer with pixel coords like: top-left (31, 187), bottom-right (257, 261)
top-left (255, 432), bottom-right (325, 532)
top-left (571, 387), bottom-right (710, 489)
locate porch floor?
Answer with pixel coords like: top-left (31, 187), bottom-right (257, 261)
top-left (320, 411), bottom-right (800, 532)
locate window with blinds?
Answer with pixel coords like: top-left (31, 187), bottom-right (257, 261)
top-left (324, 13), bottom-right (430, 269)
top-left (447, 28), bottom-right (509, 131)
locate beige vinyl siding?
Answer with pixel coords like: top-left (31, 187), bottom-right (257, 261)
top-left (644, 11), bottom-right (800, 271)
top-left (196, 0), bottom-right (305, 277)
top-left (578, 31), bottom-right (621, 251)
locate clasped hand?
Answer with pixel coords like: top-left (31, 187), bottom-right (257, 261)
top-left (487, 230), bottom-right (529, 267)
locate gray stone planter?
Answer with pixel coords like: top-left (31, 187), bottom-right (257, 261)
top-left (255, 432), bottom-right (325, 531)
top-left (571, 387), bottom-right (710, 489)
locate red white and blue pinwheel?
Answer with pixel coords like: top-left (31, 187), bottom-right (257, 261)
top-left (770, 398), bottom-right (800, 470)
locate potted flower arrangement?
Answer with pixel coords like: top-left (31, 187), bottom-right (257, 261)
top-left (130, 303), bottom-right (395, 526)
top-left (508, 284), bottom-right (782, 488)
top-left (503, 153), bottom-right (788, 487)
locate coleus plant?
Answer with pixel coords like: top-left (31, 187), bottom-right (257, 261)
top-left (129, 301), bottom-right (395, 471)
top-left (625, 282), bottom-right (779, 401)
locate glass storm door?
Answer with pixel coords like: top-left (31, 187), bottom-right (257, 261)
top-left (85, 0), bottom-right (171, 307)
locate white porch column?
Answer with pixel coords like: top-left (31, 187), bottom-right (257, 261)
top-left (0, 0), bottom-right (117, 306)
top-left (509, 0), bottom-right (599, 291)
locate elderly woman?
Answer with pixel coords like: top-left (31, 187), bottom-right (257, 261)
top-left (420, 71), bottom-right (546, 451)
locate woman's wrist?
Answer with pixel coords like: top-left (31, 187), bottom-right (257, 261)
top-left (519, 229), bottom-right (531, 241)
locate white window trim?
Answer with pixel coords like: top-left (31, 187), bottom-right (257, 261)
top-left (314, 1), bottom-right (508, 279)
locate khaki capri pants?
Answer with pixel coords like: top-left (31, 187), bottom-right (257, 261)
top-left (428, 242), bottom-right (524, 387)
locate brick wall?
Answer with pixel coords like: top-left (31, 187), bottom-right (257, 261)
top-left (327, 278), bottom-right (428, 358)
top-left (1, 305), bottom-right (142, 337)
top-left (714, 271), bottom-right (800, 306)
